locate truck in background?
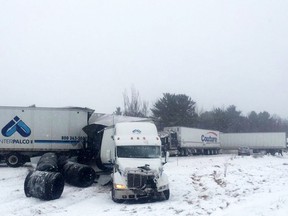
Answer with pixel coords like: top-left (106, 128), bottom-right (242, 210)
top-left (160, 127), bottom-right (221, 156)
top-left (0, 106), bottom-right (92, 167)
top-left (220, 132), bottom-right (287, 155)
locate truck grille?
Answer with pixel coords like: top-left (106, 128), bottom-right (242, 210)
top-left (127, 173), bottom-right (155, 189)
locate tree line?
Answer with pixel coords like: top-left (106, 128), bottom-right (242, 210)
top-left (115, 89), bottom-right (288, 133)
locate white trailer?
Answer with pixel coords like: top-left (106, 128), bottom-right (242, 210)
top-left (0, 106), bottom-right (93, 167)
top-left (220, 132), bottom-right (287, 155)
top-left (161, 127), bottom-right (221, 156)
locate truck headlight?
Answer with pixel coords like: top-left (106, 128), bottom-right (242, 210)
top-left (114, 184), bottom-right (127, 190)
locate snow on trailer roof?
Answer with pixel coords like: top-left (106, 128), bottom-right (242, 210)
top-left (88, 113), bottom-right (150, 127)
top-left (0, 105), bottom-right (94, 114)
top-left (83, 114), bottom-right (151, 137)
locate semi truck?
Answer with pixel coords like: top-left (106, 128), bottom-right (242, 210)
top-left (84, 121), bottom-right (170, 202)
top-left (220, 132), bottom-right (287, 155)
top-left (0, 106), bottom-right (169, 202)
top-left (160, 126), bottom-right (221, 156)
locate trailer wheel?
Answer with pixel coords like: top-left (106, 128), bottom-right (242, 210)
top-left (5, 153), bottom-right (23, 167)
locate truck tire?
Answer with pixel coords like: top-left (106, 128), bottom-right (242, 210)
top-left (5, 153), bottom-right (24, 167)
top-left (112, 187), bottom-right (124, 203)
top-left (24, 171), bottom-right (64, 200)
top-left (36, 152), bottom-right (58, 172)
top-left (163, 189), bottom-right (170, 200)
top-left (62, 161), bottom-right (96, 187)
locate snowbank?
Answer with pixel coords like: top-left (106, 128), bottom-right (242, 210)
top-left (1, 153), bottom-right (288, 216)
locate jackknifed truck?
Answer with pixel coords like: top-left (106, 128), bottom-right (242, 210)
top-left (0, 106), bottom-right (170, 202)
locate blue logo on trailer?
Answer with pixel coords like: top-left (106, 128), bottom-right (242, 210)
top-left (1, 116), bottom-right (31, 137)
top-left (201, 132), bottom-right (218, 143)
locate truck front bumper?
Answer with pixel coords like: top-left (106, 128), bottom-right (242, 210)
top-left (114, 188), bottom-right (163, 200)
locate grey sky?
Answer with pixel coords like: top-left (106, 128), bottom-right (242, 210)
top-left (1, 1), bottom-right (287, 118)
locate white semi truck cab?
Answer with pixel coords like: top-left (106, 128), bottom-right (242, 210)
top-left (100, 121), bottom-right (170, 202)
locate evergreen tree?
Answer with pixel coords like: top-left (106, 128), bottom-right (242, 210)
top-left (151, 93), bottom-right (198, 129)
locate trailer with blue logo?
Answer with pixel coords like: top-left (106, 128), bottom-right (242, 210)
top-left (160, 127), bottom-right (221, 156)
top-left (0, 106), bottom-right (93, 167)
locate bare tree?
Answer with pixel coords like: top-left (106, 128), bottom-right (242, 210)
top-left (123, 86), bottom-right (149, 117)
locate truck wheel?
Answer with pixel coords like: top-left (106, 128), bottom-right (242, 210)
top-left (163, 189), bottom-right (170, 200)
top-left (112, 188), bottom-right (124, 203)
top-left (5, 153), bottom-right (23, 167)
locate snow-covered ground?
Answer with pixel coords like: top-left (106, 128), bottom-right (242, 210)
top-left (1, 153), bottom-right (288, 216)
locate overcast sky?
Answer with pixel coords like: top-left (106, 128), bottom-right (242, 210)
top-left (1, 1), bottom-right (287, 118)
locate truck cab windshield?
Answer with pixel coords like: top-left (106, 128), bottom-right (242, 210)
top-left (117, 146), bottom-right (160, 158)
